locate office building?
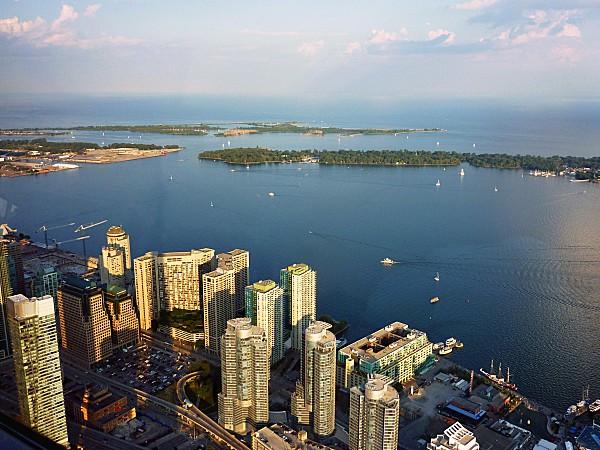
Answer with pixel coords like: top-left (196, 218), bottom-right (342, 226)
top-left (99, 246), bottom-right (126, 289)
top-left (218, 318), bottom-right (269, 434)
top-left (217, 249), bottom-right (249, 313)
top-left (102, 284), bottom-right (139, 350)
top-left (105, 225), bottom-right (131, 270)
top-left (203, 267), bottom-right (236, 354)
top-left (349, 375), bottom-right (400, 450)
top-left (0, 240), bottom-right (13, 359)
top-left (30, 267), bottom-right (60, 301)
top-left (337, 322), bottom-right (433, 390)
top-left (280, 264), bottom-right (316, 352)
top-left (7, 294), bottom-right (68, 446)
top-left (57, 279), bottom-right (112, 369)
top-left (1, 238), bottom-right (25, 295)
top-left (291, 320), bottom-right (336, 438)
top-left (245, 280), bottom-right (285, 365)
top-left (428, 422), bottom-right (479, 450)
top-left (133, 251), bottom-right (160, 330)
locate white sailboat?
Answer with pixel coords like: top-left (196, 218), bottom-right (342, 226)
top-left (436, 179), bottom-right (441, 187)
top-left (210, 201), bottom-right (214, 207)
top-left (494, 186), bottom-right (498, 192)
top-left (460, 168), bottom-right (465, 176)
top-left (434, 272), bottom-right (440, 282)
top-left (169, 174), bottom-right (173, 181)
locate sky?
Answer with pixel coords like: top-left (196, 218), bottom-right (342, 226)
top-left (1, 1), bottom-right (599, 101)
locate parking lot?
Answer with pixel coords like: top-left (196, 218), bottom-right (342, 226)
top-left (95, 343), bottom-right (194, 395)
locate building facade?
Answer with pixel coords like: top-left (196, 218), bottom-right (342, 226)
top-left (133, 251), bottom-right (160, 330)
top-left (337, 322), bottom-right (433, 391)
top-left (7, 294), bottom-right (68, 446)
top-left (102, 284), bottom-right (140, 350)
top-left (30, 267), bottom-right (60, 302)
top-left (105, 225), bottom-right (131, 270)
top-left (203, 267), bottom-right (236, 354)
top-left (291, 320), bottom-right (336, 438)
top-left (245, 280), bottom-right (285, 365)
top-left (0, 239), bottom-right (13, 359)
top-left (218, 318), bottom-right (269, 434)
top-left (57, 279), bottom-right (112, 369)
top-left (349, 375), bottom-right (400, 450)
top-left (217, 249), bottom-right (249, 314)
top-left (99, 246), bottom-right (126, 289)
top-left (280, 264), bottom-right (316, 352)
top-left (428, 422), bottom-right (480, 450)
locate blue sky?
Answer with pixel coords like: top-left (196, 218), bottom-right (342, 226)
top-left (1, 1), bottom-right (598, 100)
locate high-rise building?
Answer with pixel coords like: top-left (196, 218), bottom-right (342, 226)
top-left (427, 422), bottom-right (479, 450)
top-left (349, 375), bottom-right (400, 450)
top-left (102, 284), bottom-right (140, 350)
top-left (337, 322), bottom-right (433, 391)
top-left (30, 267), bottom-right (60, 300)
top-left (217, 249), bottom-right (249, 313)
top-left (218, 318), bottom-right (269, 434)
top-left (0, 240), bottom-right (14, 359)
top-left (0, 238), bottom-right (25, 295)
top-left (280, 264), bottom-right (316, 352)
top-left (203, 267), bottom-right (236, 354)
top-left (99, 246), bottom-right (126, 289)
top-left (105, 225), bottom-right (131, 270)
top-left (133, 251), bottom-right (159, 330)
top-left (57, 279), bottom-right (112, 369)
top-left (7, 294), bottom-right (68, 446)
top-left (291, 320), bottom-right (336, 438)
top-left (245, 280), bottom-right (285, 365)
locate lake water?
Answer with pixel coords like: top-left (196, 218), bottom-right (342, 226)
top-left (0, 95), bottom-right (599, 410)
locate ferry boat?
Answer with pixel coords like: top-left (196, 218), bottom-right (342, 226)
top-left (381, 258), bottom-right (395, 265)
top-left (439, 346), bottom-right (452, 355)
top-left (588, 399), bottom-right (600, 414)
top-left (430, 297), bottom-right (440, 304)
top-left (480, 360), bottom-right (517, 390)
top-left (433, 342), bottom-right (444, 351)
top-left (445, 337), bottom-right (457, 347)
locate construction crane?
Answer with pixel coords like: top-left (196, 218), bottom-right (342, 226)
top-left (1, 224), bottom-right (17, 237)
top-left (52, 236), bottom-right (90, 267)
top-left (74, 219), bottom-right (107, 234)
top-left (36, 222), bottom-right (75, 249)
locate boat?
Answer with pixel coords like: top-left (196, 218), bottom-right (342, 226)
top-left (445, 337), bottom-right (456, 347)
top-left (246, 165), bottom-right (250, 169)
top-left (169, 174), bottom-right (173, 181)
top-left (455, 341), bottom-right (464, 349)
top-left (335, 338), bottom-right (348, 348)
top-left (439, 346), bottom-right (452, 355)
top-left (480, 359), bottom-right (517, 390)
top-left (588, 399), bottom-right (600, 414)
top-left (210, 201), bottom-right (214, 207)
top-left (430, 297), bottom-right (440, 304)
top-left (268, 192), bottom-right (275, 197)
top-left (433, 342), bottom-right (444, 351)
top-left (381, 258), bottom-right (395, 266)
top-left (434, 272), bottom-right (440, 282)
top-left (494, 186), bottom-right (498, 192)
top-left (460, 168), bottom-right (465, 176)
top-left (436, 179), bottom-right (441, 187)
top-left (230, 169), bottom-right (236, 172)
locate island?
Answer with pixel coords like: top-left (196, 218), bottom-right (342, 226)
top-left (198, 147), bottom-right (600, 180)
top-left (0, 138), bottom-right (182, 177)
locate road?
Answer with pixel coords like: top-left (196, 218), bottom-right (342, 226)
top-left (141, 330), bottom-right (221, 367)
top-left (64, 365), bottom-right (249, 450)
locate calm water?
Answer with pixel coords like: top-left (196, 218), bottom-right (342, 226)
top-left (1, 95), bottom-right (599, 410)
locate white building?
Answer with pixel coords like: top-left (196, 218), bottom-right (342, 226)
top-left (428, 422), bottom-right (479, 450)
top-left (280, 264), bottom-right (316, 352)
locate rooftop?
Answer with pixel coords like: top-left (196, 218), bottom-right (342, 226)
top-left (284, 263), bottom-right (309, 275)
top-left (251, 280), bottom-right (277, 293)
top-left (106, 225), bottom-right (126, 236)
top-left (577, 426), bottom-right (600, 450)
top-left (253, 423), bottom-right (332, 450)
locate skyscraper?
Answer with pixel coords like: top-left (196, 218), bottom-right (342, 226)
top-left (245, 280), bottom-right (285, 365)
top-left (217, 249), bottom-right (249, 314)
top-left (30, 267), bottom-right (60, 300)
top-left (218, 318), bottom-right (269, 434)
top-left (349, 375), bottom-right (400, 450)
top-left (7, 294), bottom-right (68, 446)
top-left (203, 267), bottom-right (236, 354)
top-left (105, 225), bottom-right (131, 270)
top-left (102, 284), bottom-right (140, 350)
top-left (57, 279), bottom-right (112, 369)
top-left (0, 239), bottom-right (14, 359)
top-left (291, 320), bottom-right (336, 438)
top-left (133, 251), bottom-right (159, 330)
top-left (280, 263), bottom-right (316, 352)
top-left (99, 246), bottom-right (126, 289)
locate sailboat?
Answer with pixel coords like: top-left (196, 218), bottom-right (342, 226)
top-left (169, 174), bottom-right (173, 181)
top-left (460, 168), bottom-right (465, 176)
top-left (210, 201), bottom-right (214, 207)
top-left (434, 272), bottom-right (440, 282)
top-left (494, 186), bottom-right (498, 192)
top-left (436, 179), bottom-right (441, 187)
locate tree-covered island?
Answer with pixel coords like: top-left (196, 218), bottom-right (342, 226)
top-left (0, 138), bottom-right (179, 155)
top-left (198, 147), bottom-right (600, 179)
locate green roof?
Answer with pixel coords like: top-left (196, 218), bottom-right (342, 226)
top-left (287, 263), bottom-right (309, 275)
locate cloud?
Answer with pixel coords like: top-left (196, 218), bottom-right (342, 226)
top-left (0, 16), bottom-right (46, 36)
top-left (454, 0), bottom-right (499, 10)
top-left (557, 23), bottom-right (582, 37)
top-left (343, 41), bottom-right (362, 55)
top-left (428, 29), bottom-right (456, 45)
top-left (51, 4), bottom-right (78, 31)
top-left (242, 28), bottom-right (301, 37)
top-left (297, 40), bottom-right (324, 57)
top-left (84, 4), bottom-right (103, 18)
top-left (369, 28), bottom-right (408, 45)
top-left (550, 46), bottom-right (582, 63)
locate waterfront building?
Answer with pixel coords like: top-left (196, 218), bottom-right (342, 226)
top-left (427, 422), bottom-right (479, 450)
top-left (218, 318), bottom-right (269, 434)
top-left (349, 375), bottom-right (400, 450)
top-left (203, 267), bottom-right (236, 354)
top-left (245, 280), bottom-right (285, 365)
top-left (102, 284), bottom-right (139, 350)
top-left (99, 246), bottom-right (126, 289)
top-left (291, 320), bottom-right (336, 438)
top-left (280, 263), bottom-right (316, 352)
top-left (133, 251), bottom-right (159, 330)
top-left (1, 238), bottom-right (25, 295)
top-left (217, 249), bottom-right (249, 314)
top-left (6, 294), bottom-right (68, 446)
top-left (30, 267), bottom-right (60, 301)
top-left (65, 384), bottom-right (136, 433)
top-left (105, 225), bottom-right (131, 270)
top-left (252, 423), bottom-right (333, 450)
top-left (57, 278), bottom-right (112, 369)
top-left (0, 240), bottom-right (14, 359)
top-left (337, 322), bottom-right (433, 391)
